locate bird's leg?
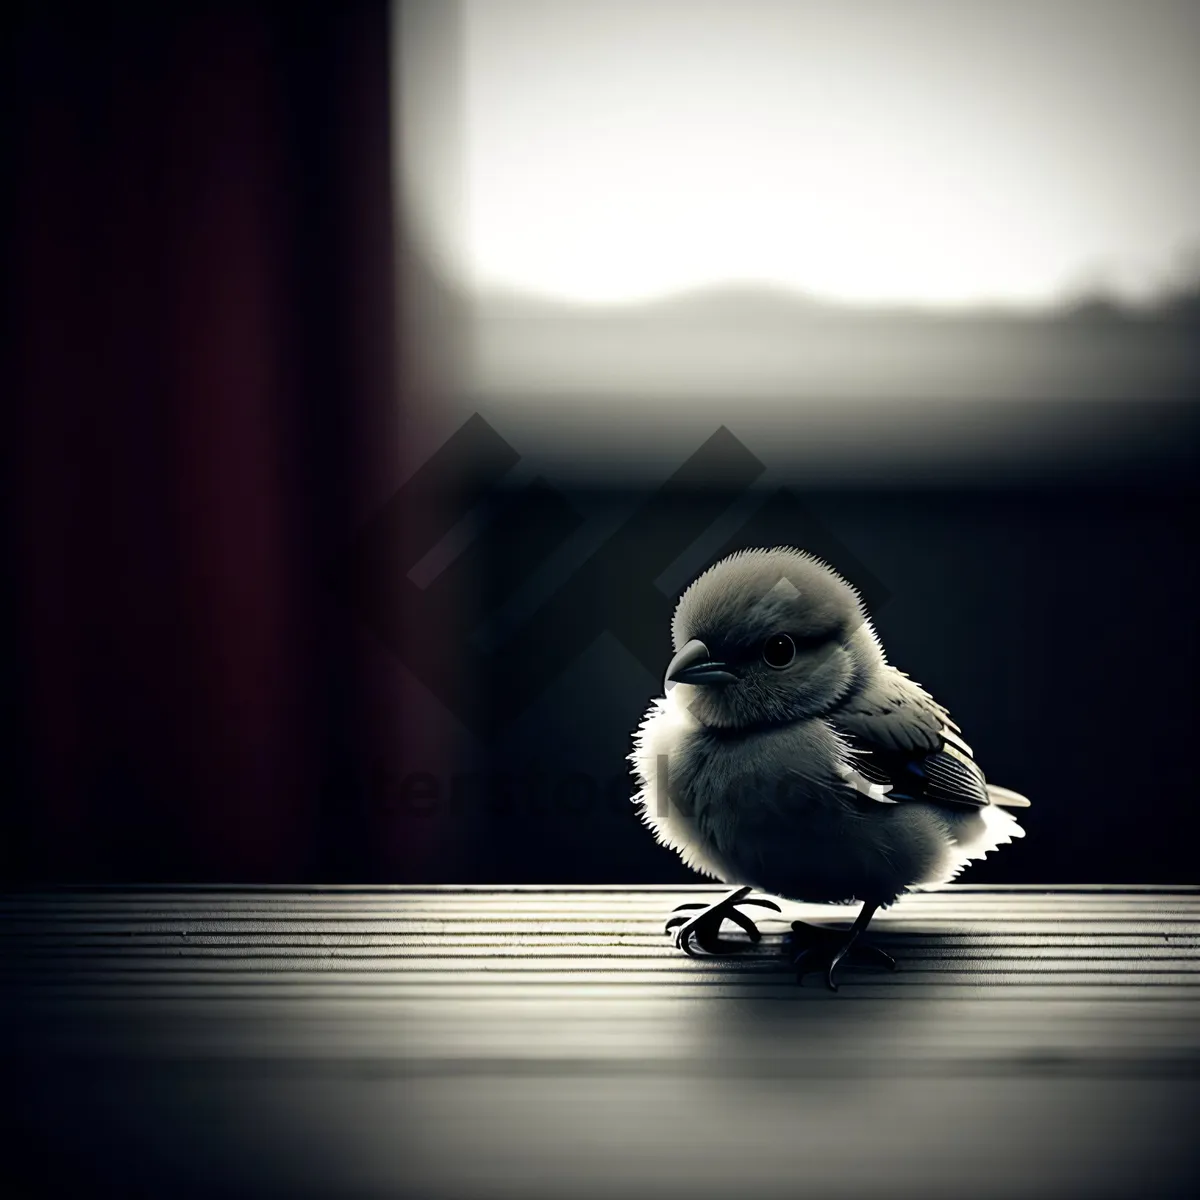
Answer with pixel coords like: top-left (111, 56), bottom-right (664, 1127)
top-left (785, 901), bottom-right (897, 991)
top-left (665, 886), bottom-right (782, 957)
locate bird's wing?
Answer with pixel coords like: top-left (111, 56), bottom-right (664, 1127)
top-left (829, 674), bottom-right (993, 812)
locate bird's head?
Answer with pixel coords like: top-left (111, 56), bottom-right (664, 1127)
top-left (665, 547), bottom-right (883, 730)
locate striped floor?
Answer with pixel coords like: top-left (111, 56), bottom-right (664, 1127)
top-left (2, 885), bottom-right (1198, 1198)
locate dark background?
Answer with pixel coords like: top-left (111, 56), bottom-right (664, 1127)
top-left (2, 1), bottom-right (1199, 888)
top-left (387, 475), bottom-right (1199, 888)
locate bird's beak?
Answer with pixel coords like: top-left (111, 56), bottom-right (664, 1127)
top-left (665, 639), bottom-right (737, 690)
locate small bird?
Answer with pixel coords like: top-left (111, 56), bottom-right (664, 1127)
top-left (630, 547), bottom-right (1029, 989)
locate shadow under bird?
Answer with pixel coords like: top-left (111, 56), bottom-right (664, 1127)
top-left (630, 547), bottom-right (1030, 990)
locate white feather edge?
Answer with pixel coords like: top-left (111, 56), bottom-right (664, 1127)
top-left (837, 763), bottom-right (898, 803)
top-left (914, 802), bottom-right (1027, 891)
top-left (985, 784), bottom-right (1032, 808)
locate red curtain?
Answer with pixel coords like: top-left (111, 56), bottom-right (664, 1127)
top-left (2, 2), bottom-right (433, 881)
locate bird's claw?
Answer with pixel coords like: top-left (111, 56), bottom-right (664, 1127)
top-left (783, 919), bottom-right (897, 990)
top-left (665, 891), bottom-right (781, 956)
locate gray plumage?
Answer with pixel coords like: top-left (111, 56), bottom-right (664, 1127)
top-left (630, 547), bottom-right (1028, 916)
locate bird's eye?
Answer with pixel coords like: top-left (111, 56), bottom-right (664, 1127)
top-left (762, 633), bottom-right (796, 669)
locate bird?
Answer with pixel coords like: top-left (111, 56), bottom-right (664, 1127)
top-left (629, 546), bottom-right (1029, 990)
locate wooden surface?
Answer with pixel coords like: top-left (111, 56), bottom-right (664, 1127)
top-left (2, 885), bottom-right (1198, 1198)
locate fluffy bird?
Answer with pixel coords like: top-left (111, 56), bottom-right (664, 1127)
top-left (630, 547), bottom-right (1029, 989)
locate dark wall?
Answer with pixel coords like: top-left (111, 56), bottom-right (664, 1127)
top-left (345, 472), bottom-right (1199, 886)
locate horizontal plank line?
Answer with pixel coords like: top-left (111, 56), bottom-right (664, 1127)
top-left (14, 1012), bottom-right (1199, 1032)
top-left (14, 966), bottom-right (1192, 981)
top-left (7, 913), bottom-right (1196, 928)
top-left (6, 950), bottom-right (1194, 967)
top-left (11, 985), bottom-right (1195, 1005)
top-left (10, 991), bottom-right (1190, 1008)
top-left (5, 883), bottom-right (1198, 894)
top-left (0, 925), bottom-right (1192, 943)
top-left (16, 1038), bottom-right (1200, 1059)
top-left (6, 1051), bottom-right (1199, 1081)
top-left (10, 985), bottom-right (1200, 1004)
top-left (8, 898), bottom-right (1195, 907)
top-left (6, 940), bottom-right (1198, 955)
top-left (11, 1056), bottom-right (1199, 1077)
top-left (11, 969), bottom-right (1200, 986)
top-left (8, 895), bottom-right (1199, 907)
top-left (6, 919), bottom-right (1197, 932)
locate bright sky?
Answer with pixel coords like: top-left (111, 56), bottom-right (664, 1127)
top-left (403, 0), bottom-right (1200, 309)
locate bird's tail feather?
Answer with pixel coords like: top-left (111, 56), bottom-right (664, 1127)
top-left (987, 784), bottom-right (1031, 808)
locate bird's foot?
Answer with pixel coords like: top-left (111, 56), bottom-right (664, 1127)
top-left (665, 887), bottom-right (782, 957)
top-left (783, 919), bottom-right (897, 991)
